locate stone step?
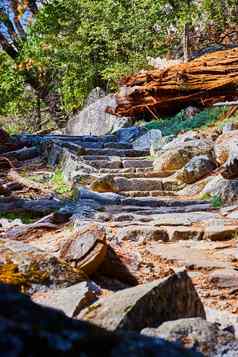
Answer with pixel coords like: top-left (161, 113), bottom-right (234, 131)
top-left (48, 134), bottom-right (118, 143)
top-left (60, 140), bottom-right (133, 150)
top-left (61, 141), bottom-right (104, 149)
top-left (122, 159), bottom-right (153, 169)
top-left (114, 177), bottom-right (183, 192)
top-left (83, 148), bottom-right (150, 157)
top-left (103, 142), bottom-right (133, 149)
top-left (80, 155), bottom-right (121, 161)
top-left (78, 188), bottom-right (211, 209)
top-left (121, 191), bottom-right (177, 198)
top-left (82, 160), bottom-right (122, 170)
top-left (78, 159), bottom-right (153, 170)
top-left (90, 176), bottom-right (183, 193)
top-left (98, 168), bottom-right (172, 177)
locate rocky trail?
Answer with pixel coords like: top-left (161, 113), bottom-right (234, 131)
top-left (1, 125), bottom-right (238, 355)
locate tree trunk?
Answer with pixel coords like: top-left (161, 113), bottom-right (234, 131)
top-left (43, 91), bottom-right (68, 128)
top-left (183, 22), bottom-right (190, 62)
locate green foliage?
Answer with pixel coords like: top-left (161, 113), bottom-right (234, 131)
top-left (211, 194), bottom-right (223, 209)
top-left (23, 0), bottom-right (169, 110)
top-left (50, 169), bottom-right (72, 196)
top-left (1, 0), bottom-right (238, 123)
top-left (0, 52), bottom-right (35, 116)
top-left (200, 192), bottom-right (223, 209)
top-left (0, 212), bottom-right (35, 224)
top-left (144, 107), bottom-right (225, 136)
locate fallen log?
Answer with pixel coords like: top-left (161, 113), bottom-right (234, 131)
top-left (0, 128), bottom-right (26, 153)
top-left (7, 169), bottom-right (51, 195)
top-left (0, 197), bottom-right (63, 215)
top-left (4, 214), bottom-right (58, 239)
top-left (109, 48), bottom-right (238, 118)
top-left (4, 146), bottom-right (40, 161)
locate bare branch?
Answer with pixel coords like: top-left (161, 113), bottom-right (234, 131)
top-left (0, 30), bottom-right (18, 59)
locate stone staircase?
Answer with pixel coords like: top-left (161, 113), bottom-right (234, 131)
top-left (14, 131), bottom-right (238, 319)
top-left (19, 131), bottom-right (238, 243)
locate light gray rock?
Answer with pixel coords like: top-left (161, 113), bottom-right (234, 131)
top-left (175, 155), bottom-right (216, 184)
top-left (209, 269), bottom-right (238, 288)
top-left (79, 270), bottom-right (206, 331)
top-left (141, 318), bottom-right (234, 357)
top-left (132, 129), bottom-right (162, 150)
top-left (154, 139), bottom-right (213, 174)
top-left (32, 281), bottom-right (101, 317)
top-left (206, 307), bottom-right (238, 338)
top-left (0, 239), bottom-right (86, 292)
top-left (214, 131), bottom-right (238, 165)
top-left (222, 122), bottom-right (238, 133)
top-left (214, 341), bottom-right (238, 357)
top-left (221, 150), bottom-right (238, 179)
top-left (161, 132), bottom-right (213, 151)
top-left (148, 240), bottom-right (232, 270)
top-left (116, 226), bottom-right (169, 243)
top-left (202, 175), bottom-right (238, 204)
top-left (85, 87), bottom-right (106, 106)
top-left (66, 95), bottom-right (132, 136)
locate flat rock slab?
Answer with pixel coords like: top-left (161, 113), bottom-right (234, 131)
top-left (82, 159), bottom-right (122, 170)
top-left (115, 226), bottom-right (170, 243)
top-left (122, 159), bottom-right (153, 168)
top-left (32, 281), bottom-right (101, 317)
top-left (106, 210), bottom-right (220, 226)
top-left (79, 270), bottom-right (205, 331)
top-left (147, 241), bottom-right (236, 270)
top-left (209, 269), bottom-right (238, 288)
top-left (141, 317), bottom-right (234, 356)
top-left (204, 225), bottom-right (238, 241)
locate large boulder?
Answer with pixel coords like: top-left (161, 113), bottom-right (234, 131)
top-left (59, 223), bottom-right (108, 276)
top-left (154, 148), bottom-right (194, 175)
top-left (175, 155), bottom-right (216, 184)
top-left (154, 137), bottom-right (214, 175)
top-left (0, 284), bottom-right (202, 357)
top-left (79, 270), bottom-right (206, 331)
top-left (132, 129), bottom-right (162, 150)
top-left (0, 239), bottom-right (86, 292)
top-left (32, 281), bottom-right (101, 318)
top-left (214, 130), bottom-right (238, 164)
top-left (66, 95), bottom-right (132, 136)
top-left (221, 149), bottom-right (238, 179)
top-left (85, 87), bottom-right (106, 106)
top-left (202, 175), bottom-right (238, 204)
top-left (161, 131), bottom-right (213, 151)
top-left (141, 318), bottom-right (234, 356)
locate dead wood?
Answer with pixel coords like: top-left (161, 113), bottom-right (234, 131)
top-left (109, 48), bottom-right (238, 118)
top-left (3, 214), bottom-right (58, 239)
top-left (7, 169), bottom-right (51, 195)
top-left (4, 146), bottom-right (40, 161)
top-left (0, 197), bottom-right (62, 215)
